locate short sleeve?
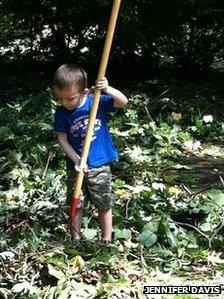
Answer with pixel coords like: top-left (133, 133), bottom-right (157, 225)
top-left (54, 108), bottom-right (68, 133)
top-left (100, 94), bottom-right (116, 113)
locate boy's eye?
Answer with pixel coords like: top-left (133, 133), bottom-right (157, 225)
top-left (58, 94), bottom-right (81, 102)
top-left (69, 95), bottom-right (80, 101)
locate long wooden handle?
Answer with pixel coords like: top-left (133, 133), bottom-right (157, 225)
top-left (70, 0), bottom-right (122, 218)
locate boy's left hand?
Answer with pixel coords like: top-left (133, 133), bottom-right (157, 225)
top-left (75, 161), bottom-right (88, 173)
top-left (95, 77), bottom-right (109, 92)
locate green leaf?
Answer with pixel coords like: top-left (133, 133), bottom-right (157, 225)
top-left (115, 228), bottom-right (132, 240)
top-left (113, 179), bottom-right (125, 189)
top-left (200, 222), bottom-right (212, 232)
top-left (143, 222), bottom-right (158, 233)
top-left (208, 189), bottom-right (224, 206)
top-left (138, 230), bottom-right (157, 246)
top-left (82, 228), bottom-right (97, 240)
top-left (48, 264), bottom-right (66, 280)
top-left (169, 232), bottom-right (179, 247)
top-left (195, 118), bottom-right (205, 133)
top-left (44, 253), bottom-right (66, 267)
top-left (158, 217), bottom-right (169, 237)
top-left (0, 126), bottom-right (14, 141)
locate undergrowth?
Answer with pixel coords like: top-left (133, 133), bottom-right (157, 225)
top-left (0, 87), bottom-right (224, 298)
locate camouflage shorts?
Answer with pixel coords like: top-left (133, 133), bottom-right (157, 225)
top-left (66, 164), bottom-right (112, 211)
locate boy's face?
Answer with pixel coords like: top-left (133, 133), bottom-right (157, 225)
top-left (55, 85), bottom-right (85, 110)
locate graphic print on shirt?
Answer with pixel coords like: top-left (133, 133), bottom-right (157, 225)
top-left (70, 114), bottom-right (102, 151)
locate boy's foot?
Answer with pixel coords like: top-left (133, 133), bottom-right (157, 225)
top-left (101, 239), bottom-right (111, 245)
top-left (99, 239), bottom-right (112, 252)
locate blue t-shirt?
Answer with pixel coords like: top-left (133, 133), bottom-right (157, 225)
top-left (54, 93), bottom-right (118, 169)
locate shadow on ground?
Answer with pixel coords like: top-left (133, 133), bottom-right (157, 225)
top-left (162, 154), bottom-right (224, 193)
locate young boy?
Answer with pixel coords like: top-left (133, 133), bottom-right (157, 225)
top-left (53, 64), bottom-right (128, 244)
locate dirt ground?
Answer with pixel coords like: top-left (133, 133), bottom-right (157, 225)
top-left (162, 151), bottom-right (224, 194)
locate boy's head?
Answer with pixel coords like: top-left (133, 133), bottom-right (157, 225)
top-left (54, 64), bottom-right (88, 110)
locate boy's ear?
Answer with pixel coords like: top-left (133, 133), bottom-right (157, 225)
top-left (84, 88), bottom-right (89, 94)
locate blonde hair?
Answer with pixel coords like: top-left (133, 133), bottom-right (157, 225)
top-left (54, 64), bottom-right (88, 91)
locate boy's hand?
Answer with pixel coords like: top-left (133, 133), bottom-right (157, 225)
top-left (75, 161), bottom-right (88, 172)
top-left (95, 77), bottom-right (109, 92)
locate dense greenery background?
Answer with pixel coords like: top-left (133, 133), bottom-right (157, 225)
top-left (1, 0), bottom-right (224, 298)
top-left (0, 0), bottom-right (224, 73)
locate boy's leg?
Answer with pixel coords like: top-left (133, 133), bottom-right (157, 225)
top-left (70, 207), bottom-right (83, 240)
top-left (87, 165), bottom-right (113, 242)
top-left (98, 208), bottom-right (112, 242)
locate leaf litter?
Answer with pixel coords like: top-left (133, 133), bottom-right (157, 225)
top-left (1, 90), bottom-right (224, 298)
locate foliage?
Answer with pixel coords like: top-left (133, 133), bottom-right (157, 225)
top-left (0, 0), bottom-right (224, 72)
top-left (0, 87), bottom-right (224, 297)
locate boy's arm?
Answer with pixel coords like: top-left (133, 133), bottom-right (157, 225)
top-left (95, 77), bottom-right (128, 108)
top-left (56, 132), bottom-right (81, 167)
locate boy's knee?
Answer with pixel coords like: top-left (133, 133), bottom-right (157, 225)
top-left (96, 200), bottom-right (112, 211)
top-left (98, 208), bottom-right (112, 215)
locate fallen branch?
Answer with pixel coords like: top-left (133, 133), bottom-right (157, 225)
top-left (174, 221), bottom-right (209, 242)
